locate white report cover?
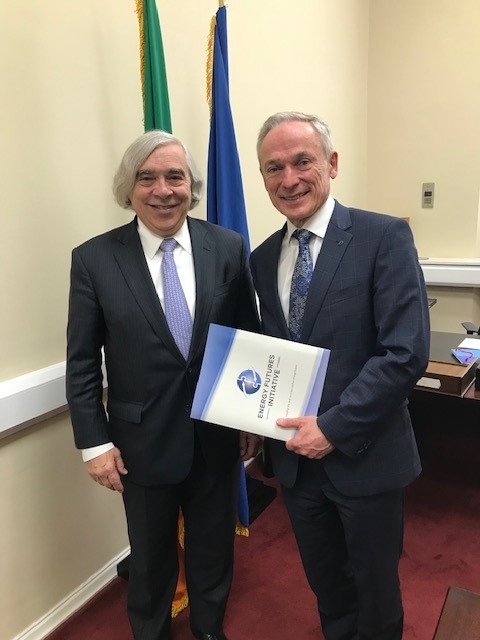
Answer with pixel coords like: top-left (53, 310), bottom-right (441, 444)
top-left (191, 324), bottom-right (330, 441)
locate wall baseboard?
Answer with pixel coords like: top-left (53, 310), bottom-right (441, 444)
top-left (12, 548), bottom-right (130, 640)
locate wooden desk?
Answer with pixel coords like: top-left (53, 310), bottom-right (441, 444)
top-left (429, 331), bottom-right (479, 369)
top-left (412, 331), bottom-right (480, 403)
top-left (409, 332), bottom-right (480, 444)
top-left (433, 586), bottom-right (480, 639)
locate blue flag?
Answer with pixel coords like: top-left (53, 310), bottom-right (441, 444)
top-left (207, 6), bottom-right (250, 251)
top-left (207, 5), bottom-right (250, 531)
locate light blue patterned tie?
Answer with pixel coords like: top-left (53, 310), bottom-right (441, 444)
top-left (161, 238), bottom-right (193, 359)
top-left (288, 229), bottom-right (314, 342)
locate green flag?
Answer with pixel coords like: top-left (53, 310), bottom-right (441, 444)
top-left (136, 0), bottom-right (172, 132)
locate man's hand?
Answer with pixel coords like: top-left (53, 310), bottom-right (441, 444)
top-left (276, 416), bottom-right (335, 459)
top-left (85, 447), bottom-right (128, 493)
top-left (240, 432), bottom-right (261, 462)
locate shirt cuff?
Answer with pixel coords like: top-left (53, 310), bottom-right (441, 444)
top-left (81, 442), bottom-right (115, 462)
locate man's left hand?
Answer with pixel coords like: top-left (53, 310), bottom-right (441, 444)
top-left (240, 431), bottom-right (261, 461)
top-left (276, 416), bottom-right (335, 459)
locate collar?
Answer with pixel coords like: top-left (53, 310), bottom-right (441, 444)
top-left (285, 195), bottom-right (335, 243)
top-left (136, 217), bottom-right (192, 258)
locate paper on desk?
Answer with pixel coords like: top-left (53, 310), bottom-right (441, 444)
top-left (191, 324), bottom-right (330, 441)
top-left (458, 338), bottom-right (480, 349)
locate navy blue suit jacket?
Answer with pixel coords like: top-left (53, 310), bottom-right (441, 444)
top-left (250, 201), bottom-right (430, 496)
top-left (66, 216), bottom-right (259, 486)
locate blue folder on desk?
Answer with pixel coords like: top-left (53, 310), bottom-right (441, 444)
top-left (451, 348), bottom-right (480, 365)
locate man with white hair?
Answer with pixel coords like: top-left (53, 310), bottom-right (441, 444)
top-left (66, 130), bottom-right (260, 640)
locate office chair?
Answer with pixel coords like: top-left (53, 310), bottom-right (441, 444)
top-left (461, 321), bottom-right (480, 335)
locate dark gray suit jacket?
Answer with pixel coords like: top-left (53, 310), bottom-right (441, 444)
top-left (250, 201), bottom-right (430, 496)
top-left (66, 216), bottom-right (259, 486)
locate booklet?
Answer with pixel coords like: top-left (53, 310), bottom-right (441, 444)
top-left (451, 337), bottom-right (480, 365)
top-left (451, 348), bottom-right (480, 365)
top-left (191, 324), bottom-right (330, 441)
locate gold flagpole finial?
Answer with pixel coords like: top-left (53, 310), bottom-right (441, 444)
top-left (219, 0), bottom-right (225, 7)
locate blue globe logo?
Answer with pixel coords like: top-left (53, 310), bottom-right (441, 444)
top-left (237, 368), bottom-right (262, 396)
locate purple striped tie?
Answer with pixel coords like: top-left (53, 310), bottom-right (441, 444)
top-left (161, 238), bottom-right (193, 359)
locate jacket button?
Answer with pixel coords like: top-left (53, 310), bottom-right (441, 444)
top-left (356, 440), bottom-right (371, 454)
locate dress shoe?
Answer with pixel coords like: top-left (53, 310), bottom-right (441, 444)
top-left (192, 633), bottom-right (228, 640)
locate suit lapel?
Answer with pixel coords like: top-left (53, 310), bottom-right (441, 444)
top-left (188, 218), bottom-right (217, 355)
top-left (301, 202), bottom-right (353, 340)
top-left (260, 227), bottom-right (291, 339)
top-left (112, 219), bottom-right (180, 356)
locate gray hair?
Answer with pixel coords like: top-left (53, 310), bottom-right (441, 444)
top-left (257, 111), bottom-right (334, 160)
top-left (112, 130), bottom-right (203, 210)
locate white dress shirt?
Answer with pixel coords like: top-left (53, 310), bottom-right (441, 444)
top-left (82, 218), bottom-right (196, 462)
top-left (278, 195), bottom-right (335, 321)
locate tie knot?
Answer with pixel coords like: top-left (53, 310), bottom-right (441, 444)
top-left (292, 229), bottom-right (313, 246)
top-left (161, 238), bottom-right (177, 253)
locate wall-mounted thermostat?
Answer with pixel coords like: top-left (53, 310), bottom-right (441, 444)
top-left (422, 182), bottom-right (434, 208)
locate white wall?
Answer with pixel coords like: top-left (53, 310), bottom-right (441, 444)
top-left (367, 0), bottom-right (480, 329)
top-left (1, 415), bottom-right (127, 639)
top-left (1, 1), bottom-right (479, 638)
top-left (1, 3), bottom-right (139, 638)
top-left (158, 1), bottom-right (369, 249)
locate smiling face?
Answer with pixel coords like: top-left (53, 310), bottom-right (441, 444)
top-left (129, 143), bottom-right (192, 237)
top-left (259, 120), bottom-right (338, 228)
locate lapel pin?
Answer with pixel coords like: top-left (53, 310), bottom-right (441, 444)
top-left (336, 240), bottom-right (344, 246)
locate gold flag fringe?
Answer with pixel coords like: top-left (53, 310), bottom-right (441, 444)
top-left (206, 15), bottom-right (216, 118)
top-left (177, 511), bottom-right (185, 550)
top-left (171, 593), bottom-right (189, 618)
top-left (235, 522), bottom-right (250, 537)
top-left (135, 0), bottom-right (146, 113)
top-left (172, 511), bottom-right (189, 617)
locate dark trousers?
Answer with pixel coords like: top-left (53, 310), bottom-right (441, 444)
top-left (282, 458), bottom-right (404, 640)
top-left (122, 456), bottom-right (240, 640)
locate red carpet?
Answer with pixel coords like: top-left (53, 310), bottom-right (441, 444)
top-left (47, 433), bottom-right (480, 640)
top-left (401, 433), bottom-right (480, 639)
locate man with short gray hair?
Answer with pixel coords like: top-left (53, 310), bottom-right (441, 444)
top-left (251, 111), bottom-right (430, 639)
